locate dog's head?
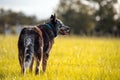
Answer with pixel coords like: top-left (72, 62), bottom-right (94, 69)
top-left (50, 14), bottom-right (70, 35)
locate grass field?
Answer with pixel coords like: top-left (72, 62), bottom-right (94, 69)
top-left (0, 35), bottom-right (120, 80)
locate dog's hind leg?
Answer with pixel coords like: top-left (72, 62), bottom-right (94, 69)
top-left (22, 63), bottom-right (25, 74)
top-left (18, 51), bottom-right (25, 74)
top-left (19, 56), bottom-right (25, 74)
top-left (18, 54), bottom-right (22, 68)
top-left (21, 56), bottom-right (26, 74)
top-left (29, 57), bottom-right (34, 72)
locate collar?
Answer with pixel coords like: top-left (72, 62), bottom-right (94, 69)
top-left (45, 23), bottom-right (53, 29)
top-left (45, 23), bottom-right (57, 37)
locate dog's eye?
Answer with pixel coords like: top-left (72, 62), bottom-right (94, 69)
top-left (59, 24), bottom-right (62, 28)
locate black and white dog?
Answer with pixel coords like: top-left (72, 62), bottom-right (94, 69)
top-left (18, 14), bottom-right (70, 75)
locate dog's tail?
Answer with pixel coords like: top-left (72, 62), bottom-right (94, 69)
top-left (24, 35), bottom-right (34, 68)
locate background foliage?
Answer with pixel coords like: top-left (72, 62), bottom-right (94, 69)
top-left (56, 0), bottom-right (120, 36)
top-left (0, 0), bottom-right (120, 36)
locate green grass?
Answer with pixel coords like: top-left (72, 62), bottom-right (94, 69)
top-left (0, 35), bottom-right (120, 80)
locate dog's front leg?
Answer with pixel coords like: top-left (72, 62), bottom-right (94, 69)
top-left (42, 40), bottom-right (53, 72)
top-left (35, 57), bottom-right (40, 75)
top-left (35, 47), bottom-right (43, 75)
top-left (42, 53), bottom-right (49, 72)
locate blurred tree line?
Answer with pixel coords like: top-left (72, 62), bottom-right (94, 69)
top-left (0, 8), bottom-right (38, 34)
top-left (0, 0), bottom-right (120, 36)
top-left (56, 0), bottom-right (120, 36)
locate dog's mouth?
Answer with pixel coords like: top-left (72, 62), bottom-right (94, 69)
top-left (59, 28), bottom-right (70, 35)
top-left (59, 29), bottom-right (66, 35)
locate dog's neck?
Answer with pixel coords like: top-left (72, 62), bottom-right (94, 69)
top-left (45, 22), bottom-right (58, 37)
top-left (45, 23), bottom-right (53, 30)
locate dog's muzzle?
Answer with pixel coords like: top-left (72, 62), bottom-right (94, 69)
top-left (65, 26), bottom-right (70, 34)
top-left (59, 26), bottom-right (70, 35)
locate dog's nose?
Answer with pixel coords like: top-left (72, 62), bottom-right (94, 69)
top-left (66, 27), bottom-right (70, 33)
top-left (65, 26), bottom-right (70, 30)
top-left (66, 27), bottom-right (70, 30)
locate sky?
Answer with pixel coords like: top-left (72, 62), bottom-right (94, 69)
top-left (0, 0), bottom-right (120, 20)
top-left (0, 0), bottom-right (59, 20)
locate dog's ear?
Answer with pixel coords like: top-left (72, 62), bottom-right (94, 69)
top-left (53, 14), bottom-right (56, 19)
top-left (50, 15), bottom-right (54, 21)
top-left (50, 14), bottom-right (56, 22)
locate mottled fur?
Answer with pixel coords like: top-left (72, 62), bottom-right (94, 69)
top-left (18, 14), bottom-right (70, 75)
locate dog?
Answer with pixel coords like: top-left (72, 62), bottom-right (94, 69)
top-left (18, 14), bottom-right (70, 75)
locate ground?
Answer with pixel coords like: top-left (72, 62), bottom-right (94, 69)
top-left (0, 35), bottom-right (120, 80)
